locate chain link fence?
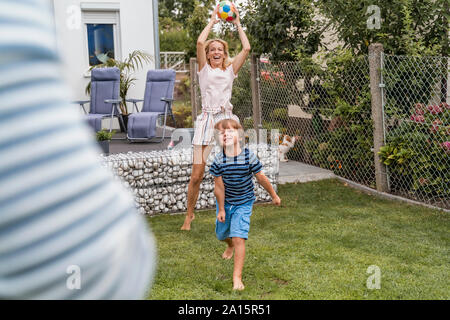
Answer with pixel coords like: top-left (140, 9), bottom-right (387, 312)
top-left (382, 54), bottom-right (450, 209)
top-left (190, 50), bottom-right (449, 210)
top-left (257, 56), bottom-right (376, 188)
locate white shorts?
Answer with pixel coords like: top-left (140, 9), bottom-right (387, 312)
top-left (192, 111), bottom-right (240, 146)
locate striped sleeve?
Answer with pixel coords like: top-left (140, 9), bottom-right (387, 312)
top-left (0, 0), bottom-right (155, 299)
top-left (249, 150), bottom-right (263, 174)
top-left (209, 158), bottom-right (223, 177)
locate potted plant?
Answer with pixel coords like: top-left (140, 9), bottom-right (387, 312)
top-left (86, 50), bottom-right (153, 132)
top-left (96, 130), bottom-right (115, 154)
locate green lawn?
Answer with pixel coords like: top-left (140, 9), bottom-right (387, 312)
top-left (146, 179), bottom-right (449, 300)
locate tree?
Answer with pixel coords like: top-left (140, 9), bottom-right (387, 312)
top-left (185, 1), bottom-right (212, 60)
top-left (159, 17), bottom-right (190, 52)
top-left (316, 0), bottom-right (449, 56)
top-left (160, 0), bottom-right (217, 60)
top-left (317, 0), bottom-right (449, 101)
top-left (159, 0), bottom-right (214, 24)
top-left (242, 0), bottom-right (322, 61)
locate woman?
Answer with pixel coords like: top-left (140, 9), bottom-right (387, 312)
top-left (181, 5), bottom-right (251, 230)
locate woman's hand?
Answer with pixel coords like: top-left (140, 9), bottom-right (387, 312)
top-left (232, 7), bottom-right (241, 27)
top-left (210, 5), bottom-right (220, 25)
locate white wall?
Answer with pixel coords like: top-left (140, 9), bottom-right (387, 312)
top-left (52, 0), bottom-right (156, 127)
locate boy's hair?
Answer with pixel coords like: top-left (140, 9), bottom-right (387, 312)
top-left (214, 119), bottom-right (244, 145)
top-left (214, 118), bottom-right (242, 131)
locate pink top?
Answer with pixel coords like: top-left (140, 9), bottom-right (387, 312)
top-left (197, 63), bottom-right (238, 114)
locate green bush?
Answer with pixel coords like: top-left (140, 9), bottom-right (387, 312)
top-left (230, 62), bottom-right (252, 121)
top-left (299, 50), bottom-right (375, 186)
top-left (380, 102), bottom-right (450, 199)
top-left (159, 17), bottom-right (189, 52)
top-left (383, 56), bottom-right (447, 118)
top-left (304, 120), bottom-right (374, 186)
top-left (172, 102), bottom-right (193, 128)
top-left (242, 117), bottom-right (254, 130)
top-left (272, 107), bottom-right (289, 126)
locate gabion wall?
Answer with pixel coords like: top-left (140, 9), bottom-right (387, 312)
top-left (101, 144), bottom-right (279, 215)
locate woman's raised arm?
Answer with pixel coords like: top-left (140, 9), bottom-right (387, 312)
top-left (231, 10), bottom-right (251, 75)
top-left (197, 6), bottom-right (220, 71)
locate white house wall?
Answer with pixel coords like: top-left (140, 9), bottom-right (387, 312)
top-left (52, 0), bottom-right (156, 128)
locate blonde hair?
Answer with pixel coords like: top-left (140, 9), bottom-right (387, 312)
top-left (214, 119), bottom-right (244, 145)
top-left (214, 118), bottom-right (242, 131)
top-left (205, 38), bottom-right (232, 70)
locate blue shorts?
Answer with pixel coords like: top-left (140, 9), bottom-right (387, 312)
top-left (215, 199), bottom-right (254, 241)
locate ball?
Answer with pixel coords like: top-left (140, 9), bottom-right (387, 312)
top-left (217, 1), bottom-right (237, 22)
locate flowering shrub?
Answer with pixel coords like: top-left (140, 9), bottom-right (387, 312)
top-left (441, 141), bottom-right (450, 153)
top-left (260, 70), bottom-right (286, 84)
top-left (380, 102), bottom-right (449, 201)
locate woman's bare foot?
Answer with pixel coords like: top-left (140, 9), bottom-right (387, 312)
top-left (222, 245), bottom-right (234, 259)
top-left (180, 213), bottom-right (195, 230)
top-left (232, 277), bottom-right (245, 291)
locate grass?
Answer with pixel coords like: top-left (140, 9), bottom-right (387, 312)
top-left (146, 179), bottom-right (449, 300)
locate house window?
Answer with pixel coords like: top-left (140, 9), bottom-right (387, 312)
top-left (81, 4), bottom-right (121, 69)
top-left (87, 24), bottom-right (115, 65)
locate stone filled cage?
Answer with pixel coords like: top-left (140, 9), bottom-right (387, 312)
top-left (100, 144), bottom-right (279, 215)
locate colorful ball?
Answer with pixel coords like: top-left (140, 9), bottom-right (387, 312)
top-left (217, 1), bottom-right (237, 22)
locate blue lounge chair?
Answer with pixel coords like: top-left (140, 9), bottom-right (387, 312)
top-left (74, 67), bottom-right (123, 132)
top-left (126, 69), bottom-right (176, 142)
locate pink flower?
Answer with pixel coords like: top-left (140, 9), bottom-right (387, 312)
top-left (439, 102), bottom-right (450, 110)
top-left (416, 109), bottom-right (425, 115)
top-left (431, 119), bottom-right (442, 133)
top-left (411, 114), bottom-right (425, 123)
top-left (414, 103), bottom-right (425, 115)
top-left (427, 105), bottom-right (442, 115)
top-left (261, 71), bottom-right (272, 81)
top-left (441, 141), bottom-right (450, 153)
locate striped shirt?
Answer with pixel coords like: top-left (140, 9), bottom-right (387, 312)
top-left (209, 147), bottom-right (263, 205)
top-left (0, 0), bottom-right (155, 299)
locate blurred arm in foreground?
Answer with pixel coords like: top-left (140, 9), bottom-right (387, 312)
top-left (0, 0), bottom-right (155, 299)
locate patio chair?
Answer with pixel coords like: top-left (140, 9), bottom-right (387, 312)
top-left (126, 69), bottom-right (176, 142)
top-left (73, 67), bottom-right (123, 133)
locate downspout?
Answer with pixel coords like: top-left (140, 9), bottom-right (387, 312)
top-left (153, 0), bottom-right (160, 69)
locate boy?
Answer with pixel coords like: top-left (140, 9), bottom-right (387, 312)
top-left (209, 119), bottom-right (281, 291)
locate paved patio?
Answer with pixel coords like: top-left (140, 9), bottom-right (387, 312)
top-left (277, 160), bottom-right (335, 184)
top-left (110, 132), bottom-right (172, 153)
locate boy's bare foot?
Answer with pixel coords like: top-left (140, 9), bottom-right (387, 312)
top-left (222, 245), bottom-right (234, 259)
top-left (232, 278), bottom-right (245, 291)
top-left (180, 213), bottom-right (195, 230)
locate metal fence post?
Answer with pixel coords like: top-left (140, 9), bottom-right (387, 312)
top-left (250, 53), bottom-right (262, 143)
top-left (369, 43), bottom-right (389, 192)
top-left (190, 57), bottom-right (199, 120)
